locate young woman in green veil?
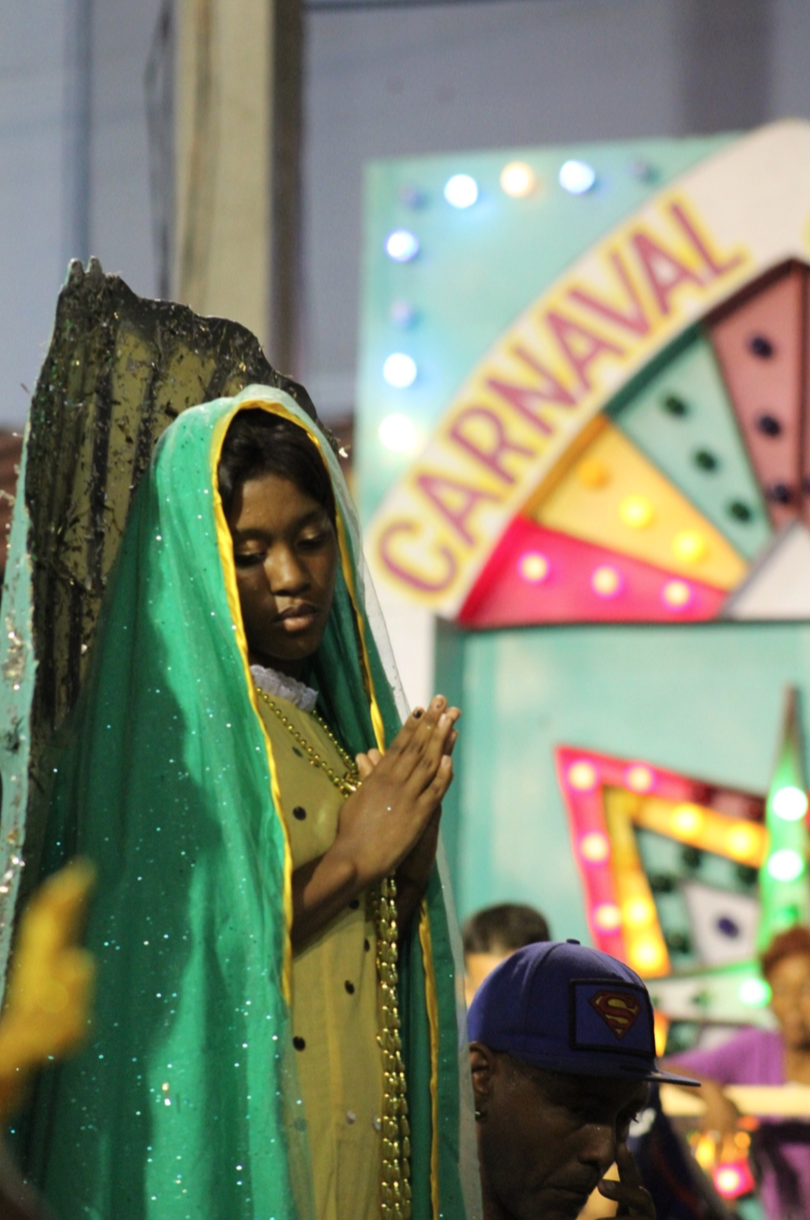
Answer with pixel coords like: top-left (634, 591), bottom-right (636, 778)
top-left (23, 388), bottom-right (473, 1220)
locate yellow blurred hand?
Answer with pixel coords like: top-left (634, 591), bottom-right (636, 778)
top-left (0, 859), bottom-right (96, 1120)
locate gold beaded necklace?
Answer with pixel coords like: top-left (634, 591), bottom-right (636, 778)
top-left (254, 686), bottom-right (412, 1220)
top-left (255, 685), bottom-right (360, 796)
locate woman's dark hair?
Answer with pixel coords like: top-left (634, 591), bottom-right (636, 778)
top-left (218, 408), bottom-right (336, 524)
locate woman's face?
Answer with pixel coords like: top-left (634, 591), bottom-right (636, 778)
top-left (768, 952), bottom-right (810, 1050)
top-left (227, 471), bottom-right (338, 677)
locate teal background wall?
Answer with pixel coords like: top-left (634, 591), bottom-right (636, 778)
top-left (437, 620), bottom-right (810, 943)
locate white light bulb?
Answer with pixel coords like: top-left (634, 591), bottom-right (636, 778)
top-left (385, 229), bottom-right (419, 263)
top-left (559, 159), bottom-right (597, 195)
top-left (379, 413), bottom-right (419, 454)
top-left (383, 353), bottom-right (417, 389)
top-left (738, 977), bottom-right (770, 1007)
top-left (444, 174), bottom-right (478, 209)
top-left (767, 848), bottom-right (805, 882)
top-left (772, 785), bottom-right (808, 822)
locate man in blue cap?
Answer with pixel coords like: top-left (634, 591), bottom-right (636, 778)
top-left (467, 939), bottom-right (698, 1220)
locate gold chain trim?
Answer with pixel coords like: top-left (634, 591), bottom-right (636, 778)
top-left (376, 874), bottom-right (412, 1220)
top-left (254, 687), bottom-right (411, 1218)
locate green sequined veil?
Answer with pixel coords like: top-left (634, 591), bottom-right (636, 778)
top-left (1, 268), bottom-right (472, 1220)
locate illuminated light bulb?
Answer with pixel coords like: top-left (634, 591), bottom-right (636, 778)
top-left (579, 831), bottom-right (610, 863)
top-left (576, 458), bottom-right (610, 489)
top-left (444, 174), bottom-right (479, 209)
top-left (738, 977), bottom-right (770, 1007)
top-left (653, 1012), bottom-right (669, 1057)
top-left (767, 848), bottom-right (805, 882)
top-left (693, 1133), bottom-right (716, 1172)
top-left (385, 229), bottom-right (420, 262)
top-left (559, 159), bottom-right (597, 195)
top-left (629, 938), bottom-right (667, 973)
top-left (724, 823), bottom-right (762, 862)
top-left (625, 764), bottom-right (655, 794)
top-left (772, 785), bottom-right (809, 822)
top-left (383, 353), bottom-right (417, 388)
top-left (714, 1165), bottom-right (744, 1198)
top-left (567, 760), bottom-right (598, 792)
top-left (673, 530), bottom-right (707, 565)
top-left (378, 413), bottom-right (419, 454)
top-left (500, 161), bottom-right (536, 198)
top-left (661, 579), bottom-right (692, 609)
top-left (619, 495), bottom-right (655, 529)
top-left (518, 551), bottom-right (550, 584)
top-left (593, 902), bottom-right (622, 931)
top-left (670, 803), bottom-right (704, 837)
top-left (591, 565), bottom-right (623, 598)
top-left (623, 897), bottom-right (656, 927)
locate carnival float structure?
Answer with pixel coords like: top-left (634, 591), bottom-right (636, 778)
top-left (357, 120), bottom-right (810, 1059)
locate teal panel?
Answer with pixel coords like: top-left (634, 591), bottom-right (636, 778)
top-left (357, 134), bottom-right (736, 525)
top-left (441, 622), bottom-right (810, 946)
top-left (635, 827), bottom-right (758, 973)
top-left (609, 330), bottom-right (772, 561)
top-left (0, 437), bottom-right (34, 999)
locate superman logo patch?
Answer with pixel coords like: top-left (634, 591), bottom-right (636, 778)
top-left (589, 989), bottom-right (642, 1040)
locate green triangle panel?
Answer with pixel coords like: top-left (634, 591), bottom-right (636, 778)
top-left (607, 329), bottom-right (772, 561)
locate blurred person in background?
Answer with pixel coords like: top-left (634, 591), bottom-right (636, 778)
top-left (462, 902), bottom-right (551, 1006)
top-left (667, 924), bottom-right (810, 1220)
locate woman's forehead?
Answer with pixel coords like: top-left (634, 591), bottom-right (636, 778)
top-left (229, 472), bottom-right (330, 532)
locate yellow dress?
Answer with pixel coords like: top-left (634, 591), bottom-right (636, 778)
top-left (256, 689), bottom-right (383, 1220)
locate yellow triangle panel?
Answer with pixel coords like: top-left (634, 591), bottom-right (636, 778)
top-left (528, 421), bottom-right (748, 590)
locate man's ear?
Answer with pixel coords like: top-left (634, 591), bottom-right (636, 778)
top-left (469, 1041), bottom-right (494, 1116)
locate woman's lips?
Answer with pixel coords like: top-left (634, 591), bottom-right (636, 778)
top-left (275, 606), bottom-right (320, 634)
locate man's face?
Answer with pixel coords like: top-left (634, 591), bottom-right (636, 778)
top-left (471, 1046), bottom-right (648, 1220)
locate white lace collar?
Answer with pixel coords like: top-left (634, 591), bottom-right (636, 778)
top-left (250, 663), bottom-right (319, 713)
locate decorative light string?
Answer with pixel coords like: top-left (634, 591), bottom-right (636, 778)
top-left (254, 687), bottom-right (411, 1218)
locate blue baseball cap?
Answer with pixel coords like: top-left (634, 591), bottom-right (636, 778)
top-left (467, 940), bottom-right (698, 1085)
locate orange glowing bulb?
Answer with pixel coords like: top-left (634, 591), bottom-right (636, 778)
top-left (623, 897), bottom-right (656, 927)
top-left (576, 458), bottom-right (610, 489)
top-left (629, 937), bottom-right (667, 974)
top-left (724, 823), bottom-right (763, 863)
top-left (670, 802), bottom-right (705, 837)
top-left (653, 1011), bottom-right (669, 1057)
